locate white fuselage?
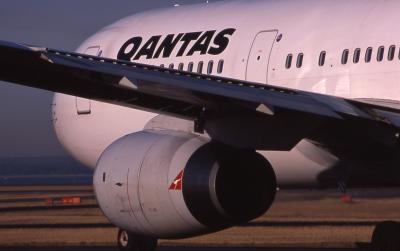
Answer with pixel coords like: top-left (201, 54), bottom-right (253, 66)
top-left (52, 0), bottom-right (400, 186)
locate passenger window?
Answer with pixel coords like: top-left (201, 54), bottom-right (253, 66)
top-left (365, 47), bottom-right (373, 63)
top-left (188, 62), bottom-right (194, 72)
top-left (377, 46), bottom-right (385, 62)
top-left (178, 63), bottom-right (184, 71)
top-left (342, 49), bottom-right (349, 65)
top-left (217, 60), bottom-right (224, 74)
top-left (319, 51), bottom-right (326, 66)
top-left (285, 54), bottom-right (293, 69)
top-left (197, 61), bottom-right (204, 74)
top-left (207, 61), bottom-right (214, 75)
top-left (353, 48), bottom-right (361, 63)
top-left (296, 53), bottom-right (304, 68)
top-left (169, 63), bottom-right (174, 69)
top-left (388, 45), bottom-right (396, 61)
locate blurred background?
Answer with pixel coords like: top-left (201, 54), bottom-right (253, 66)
top-left (0, 0), bottom-right (206, 184)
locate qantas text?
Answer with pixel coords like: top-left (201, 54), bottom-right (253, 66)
top-left (117, 28), bottom-right (236, 61)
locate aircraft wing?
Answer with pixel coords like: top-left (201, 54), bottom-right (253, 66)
top-left (0, 40), bottom-right (399, 150)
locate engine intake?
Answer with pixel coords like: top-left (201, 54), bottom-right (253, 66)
top-left (94, 130), bottom-right (276, 238)
top-left (183, 142), bottom-right (276, 228)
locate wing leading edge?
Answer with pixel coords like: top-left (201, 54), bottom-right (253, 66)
top-left (0, 40), bottom-right (399, 150)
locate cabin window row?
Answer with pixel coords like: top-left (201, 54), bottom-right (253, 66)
top-left (160, 60), bottom-right (224, 75)
top-left (285, 53), bottom-right (303, 69)
top-left (329, 46), bottom-right (397, 65)
top-left (286, 45), bottom-right (399, 69)
top-left (331, 46), bottom-right (396, 65)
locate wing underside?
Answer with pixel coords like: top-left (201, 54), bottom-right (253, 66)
top-left (0, 40), bottom-right (399, 151)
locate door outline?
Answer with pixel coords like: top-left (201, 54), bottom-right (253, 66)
top-left (245, 30), bottom-right (279, 84)
top-left (76, 97), bottom-right (91, 115)
top-left (75, 46), bottom-right (102, 115)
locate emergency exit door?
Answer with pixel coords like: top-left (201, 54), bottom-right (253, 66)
top-left (76, 46), bottom-right (101, 115)
top-left (246, 31), bottom-right (278, 84)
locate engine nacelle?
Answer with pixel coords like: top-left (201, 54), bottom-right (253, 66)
top-left (94, 130), bottom-right (276, 238)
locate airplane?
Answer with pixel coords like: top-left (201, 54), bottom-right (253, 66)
top-left (1, 0), bottom-right (400, 250)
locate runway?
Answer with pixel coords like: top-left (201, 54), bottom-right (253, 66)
top-left (0, 186), bottom-right (392, 249)
top-left (0, 247), bottom-right (368, 251)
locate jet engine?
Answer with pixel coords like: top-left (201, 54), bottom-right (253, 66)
top-left (94, 130), bottom-right (276, 238)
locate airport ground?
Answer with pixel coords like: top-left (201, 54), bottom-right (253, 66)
top-left (0, 244), bottom-right (372, 251)
top-left (0, 186), bottom-right (399, 250)
top-left (0, 247), bottom-right (366, 251)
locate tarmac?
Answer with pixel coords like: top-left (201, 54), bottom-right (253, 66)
top-left (0, 186), bottom-right (397, 250)
top-left (0, 247), bottom-right (367, 251)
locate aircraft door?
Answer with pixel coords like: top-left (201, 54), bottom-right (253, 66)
top-left (246, 31), bottom-right (278, 84)
top-left (75, 46), bottom-right (102, 115)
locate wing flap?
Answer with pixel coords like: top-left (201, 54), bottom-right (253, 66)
top-left (1, 40), bottom-right (400, 150)
top-left (0, 40), bottom-right (346, 120)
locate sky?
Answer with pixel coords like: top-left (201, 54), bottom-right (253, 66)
top-left (0, 0), bottom-right (209, 157)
